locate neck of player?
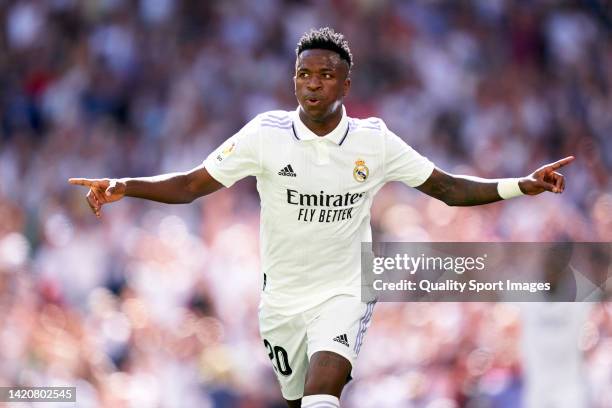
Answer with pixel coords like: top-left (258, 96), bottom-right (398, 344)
top-left (299, 105), bottom-right (343, 137)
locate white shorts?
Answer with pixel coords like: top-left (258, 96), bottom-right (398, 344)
top-left (258, 294), bottom-right (375, 400)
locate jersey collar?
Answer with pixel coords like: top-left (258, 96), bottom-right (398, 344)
top-left (292, 105), bottom-right (349, 145)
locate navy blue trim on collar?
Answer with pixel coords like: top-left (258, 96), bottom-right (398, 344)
top-left (338, 125), bottom-right (350, 146)
top-left (291, 123), bottom-right (300, 141)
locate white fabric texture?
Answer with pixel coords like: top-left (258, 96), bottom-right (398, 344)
top-left (301, 394), bottom-right (340, 407)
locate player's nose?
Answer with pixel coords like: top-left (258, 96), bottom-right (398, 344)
top-left (306, 77), bottom-right (322, 90)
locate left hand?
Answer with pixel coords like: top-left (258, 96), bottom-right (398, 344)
top-left (519, 156), bottom-right (575, 195)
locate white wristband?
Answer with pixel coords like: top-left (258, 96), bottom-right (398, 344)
top-left (497, 178), bottom-right (524, 199)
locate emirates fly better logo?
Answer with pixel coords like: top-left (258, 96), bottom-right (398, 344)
top-left (286, 189), bottom-right (366, 223)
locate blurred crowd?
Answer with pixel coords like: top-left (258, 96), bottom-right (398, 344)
top-left (0, 0), bottom-right (610, 407)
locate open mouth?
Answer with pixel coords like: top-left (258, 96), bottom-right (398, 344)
top-left (306, 98), bottom-right (321, 106)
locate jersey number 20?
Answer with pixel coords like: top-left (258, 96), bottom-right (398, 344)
top-left (263, 339), bottom-right (292, 376)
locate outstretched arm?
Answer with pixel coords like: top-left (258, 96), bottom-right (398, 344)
top-left (416, 156), bottom-right (574, 206)
top-left (69, 163), bottom-right (223, 217)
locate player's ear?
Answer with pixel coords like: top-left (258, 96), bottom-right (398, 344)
top-left (343, 77), bottom-right (351, 97)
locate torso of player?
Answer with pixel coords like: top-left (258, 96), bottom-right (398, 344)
top-left (256, 110), bottom-right (384, 241)
top-left (252, 110), bottom-right (386, 311)
top-left (204, 107), bottom-right (434, 312)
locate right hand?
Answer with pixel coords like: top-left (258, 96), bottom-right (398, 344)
top-left (68, 178), bottom-right (127, 218)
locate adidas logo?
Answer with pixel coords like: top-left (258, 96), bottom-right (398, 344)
top-left (333, 334), bottom-right (349, 347)
top-left (278, 164), bottom-right (297, 177)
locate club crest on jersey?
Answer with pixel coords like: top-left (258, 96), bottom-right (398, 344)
top-left (216, 141), bottom-right (236, 162)
top-left (353, 159), bottom-right (369, 182)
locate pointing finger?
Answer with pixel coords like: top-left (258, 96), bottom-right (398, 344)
top-left (548, 156), bottom-right (575, 171)
top-left (69, 178), bottom-right (94, 186)
top-left (69, 178), bottom-right (103, 187)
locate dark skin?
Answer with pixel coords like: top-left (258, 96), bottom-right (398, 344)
top-left (417, 159), bottom-right (574, 206)
top-left (69, 48), bottom-right (574, 407)
top-left (294, 49), bottom-right (350, 135)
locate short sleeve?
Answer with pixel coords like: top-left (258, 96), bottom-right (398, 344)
top-left (383, 126), bottom-right (435, 187)
top-left (203, 116), bottom-right (261, 188)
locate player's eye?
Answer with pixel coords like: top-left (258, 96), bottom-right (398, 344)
top-left (323, 73), bottom-right (333, 79)
top-left (298, 72), bottom-right (309, 78)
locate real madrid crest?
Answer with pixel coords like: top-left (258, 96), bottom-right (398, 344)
top-left (353, 159), bottom-right (369, 182)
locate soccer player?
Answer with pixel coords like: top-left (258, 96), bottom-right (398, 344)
top-left (69, 28), bottom-right (574, 408)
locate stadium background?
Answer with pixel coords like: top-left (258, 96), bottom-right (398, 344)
top-left (0, 0), bottom-right (610, 407)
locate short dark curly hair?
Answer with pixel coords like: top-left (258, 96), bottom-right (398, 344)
top-left (296, 27), bottom-right (353, 69)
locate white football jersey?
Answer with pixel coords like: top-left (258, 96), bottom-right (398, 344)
top-left (204, 106), bottom-right (434, 314)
